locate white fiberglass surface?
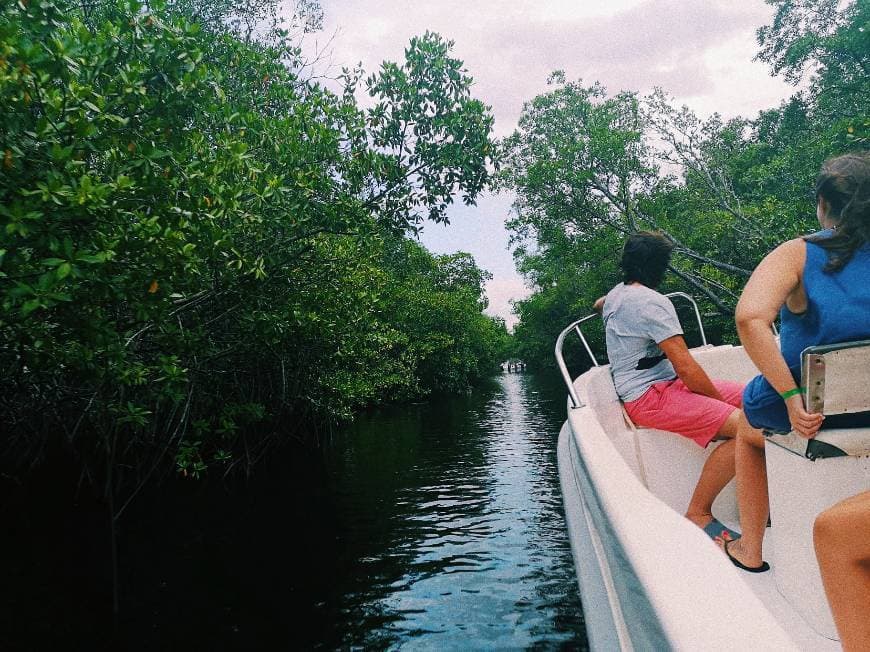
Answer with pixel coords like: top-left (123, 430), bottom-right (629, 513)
top-left (567, 343), bottom-right (843, 651)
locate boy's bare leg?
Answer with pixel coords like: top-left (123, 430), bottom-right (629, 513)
top-left (685, 409), bottom-right (740, 533)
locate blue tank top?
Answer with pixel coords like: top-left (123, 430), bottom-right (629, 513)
top-left (780, 231), bottom-right (870, 371)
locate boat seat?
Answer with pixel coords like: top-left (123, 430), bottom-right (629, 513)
top-left (764, 340), bottom-right (870, 641)
top-left (620, 410), bottom-right (738, 526)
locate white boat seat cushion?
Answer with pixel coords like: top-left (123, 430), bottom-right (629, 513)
top-left (627, 420), bottom-right (737, 524)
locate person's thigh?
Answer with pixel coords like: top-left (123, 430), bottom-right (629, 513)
top-left (742, 374), bottom-right (791, 432)
top-left (625, 380), bottom-right (738, 448)
top-left (712, 379), bottom-right (744, 408)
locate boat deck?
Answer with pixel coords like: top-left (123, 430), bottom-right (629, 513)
top-left (740, 565), bottom-right (840, 651)
top-left (559, 344), bottom-right (852, 650)
top-left (720, 514), bottom-right (840, 651)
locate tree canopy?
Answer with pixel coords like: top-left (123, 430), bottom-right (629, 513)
top-left (0, 0), bottom-right (510, 502)
top-left (503, 0), bottom-right (868, 369)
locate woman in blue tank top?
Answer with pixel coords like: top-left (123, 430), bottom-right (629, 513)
top-left (720, 153), bottom-right (870, 577)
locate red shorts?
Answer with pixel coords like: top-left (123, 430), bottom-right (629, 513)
top-left (624, 378), bottom-right (744, 448)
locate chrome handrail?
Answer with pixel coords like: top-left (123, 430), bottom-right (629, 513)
top-left (664, 292), bottom-right (708, 347)
top-left (554, 291), bottom-right (709, 409)
top-left (555, 314), bottom-right (599, 409)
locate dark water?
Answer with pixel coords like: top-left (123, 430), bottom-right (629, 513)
top-left (320, 371), bottom-right (587, 649)
top-left (1, 372), bottom-right (586, 650)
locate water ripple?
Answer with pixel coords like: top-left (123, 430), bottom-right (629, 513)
top-left (324, 373), bottom-right (587, 650)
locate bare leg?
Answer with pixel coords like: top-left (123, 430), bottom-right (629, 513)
top-left (814, 491), bottom-right (870, 651)
top-left (685, 409), bottom-right (739, 532)
top-left (718, 411), bottom-right (767, 567)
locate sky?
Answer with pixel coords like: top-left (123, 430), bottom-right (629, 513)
top-left (301, 1), bottom-right (795, 328)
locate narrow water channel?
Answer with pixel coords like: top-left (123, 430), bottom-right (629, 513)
top-left (321, 371), bottom-right (587, 649)
top-left (1, 372), bottom-right (586, 650)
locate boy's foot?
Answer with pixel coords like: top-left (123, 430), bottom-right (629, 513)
top-left (687, 512), bottom-right (739, 543)
top-left (701, 517), bottom-right (740, 543)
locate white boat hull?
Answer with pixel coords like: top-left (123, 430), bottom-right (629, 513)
top-left (557, 345), bottom-right (851, 651)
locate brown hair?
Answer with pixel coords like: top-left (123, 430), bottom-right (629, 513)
top-left (806, 152), bottom-right (870, 272)
top-left (621, 231), bottom-right (674, 288)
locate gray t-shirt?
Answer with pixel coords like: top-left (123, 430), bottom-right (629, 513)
top-left (602, 283), bottom-right (683, 402)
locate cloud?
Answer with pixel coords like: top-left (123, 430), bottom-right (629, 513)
top-left (300, 0), bottom-right (793, 323)
top-left (485, 277), bottom-right (531, 331)
top-left (308, 0), bottom-right (780, 137)
top-left (450, 0), bottom-right (775, 133)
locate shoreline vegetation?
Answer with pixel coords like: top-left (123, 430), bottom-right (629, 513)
top-left (1, 0), bottom-right (511, 506)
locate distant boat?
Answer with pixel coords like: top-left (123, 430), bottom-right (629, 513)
top-left (554, 293), bottom-right (870, 650)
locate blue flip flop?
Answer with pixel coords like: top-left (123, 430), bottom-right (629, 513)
top-left (703, 517), bottom-right (740, 542)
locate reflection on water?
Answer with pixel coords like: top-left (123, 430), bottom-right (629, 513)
top-left (324, 372), bottom-right (587, 649)
top-left (0, 373), bottom-right (586, 650)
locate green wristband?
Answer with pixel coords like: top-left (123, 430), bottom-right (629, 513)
top-left (780, 387), bottom-right (803, 400)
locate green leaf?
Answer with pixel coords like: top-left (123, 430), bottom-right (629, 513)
top-left (21, 299), bottom-right (41, 317)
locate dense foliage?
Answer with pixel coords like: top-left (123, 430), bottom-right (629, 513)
top-left (0, 0), bottom-right (509, 499)
top-left (503, 0), bottom-right (869, 370)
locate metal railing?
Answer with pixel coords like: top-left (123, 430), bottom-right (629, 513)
top-left (555, 292), bottom-right (708, 409)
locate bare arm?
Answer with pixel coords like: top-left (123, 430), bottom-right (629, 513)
top-left (592, 296), bottom-right (605, 314)
top-left (659, 335), bottom-right (723, 400)
top-left (735, 238), bottom-right (823, 437)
